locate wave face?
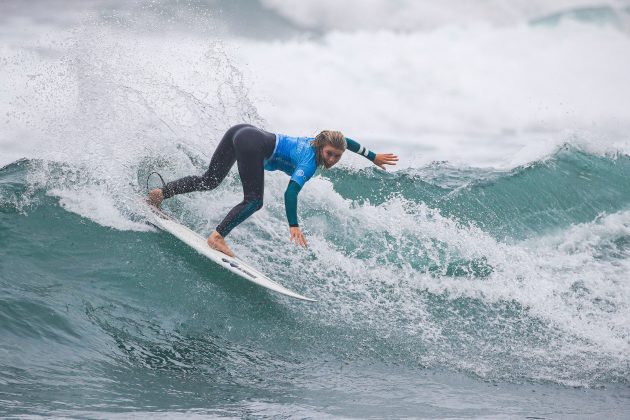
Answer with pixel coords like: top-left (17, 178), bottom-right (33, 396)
top-left (2, 149), bottom-right (630, 416)
top-left (1, 0), bottom-right (630, 417)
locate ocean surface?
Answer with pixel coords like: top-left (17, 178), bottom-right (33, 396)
top-left (2, 1), bottom-right (630, 418)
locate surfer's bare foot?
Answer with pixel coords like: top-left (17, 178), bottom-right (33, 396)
top-left (147, 188), bottom-right (164, 208)
top-left (207, 231), bottom-right (235, 257)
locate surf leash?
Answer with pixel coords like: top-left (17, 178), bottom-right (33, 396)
top-left (146, 171), bottom-right (166, 193)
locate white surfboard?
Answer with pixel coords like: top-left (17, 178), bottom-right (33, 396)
top-left (146, 205), bottom-right (316, 302)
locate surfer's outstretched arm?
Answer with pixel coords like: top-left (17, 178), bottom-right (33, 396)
top-left (345, 138), bottom-right (399, 170)
top-left (285, 180), bottom-right (307, 248)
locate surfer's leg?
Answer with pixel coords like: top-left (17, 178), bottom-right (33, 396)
top-left (214, 127), bottom-right (273, 237)
top-left (160, 124), bottom-right (254, 199)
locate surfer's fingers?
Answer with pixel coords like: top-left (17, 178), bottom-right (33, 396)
top-left (289, 227), bottom-right (308, 248)
top-left (294, 231), bottom-right (307, 248)
top-left (374, 154), bottom-right (397, 170)
top-left (290, 231), bottom-right (300, 246)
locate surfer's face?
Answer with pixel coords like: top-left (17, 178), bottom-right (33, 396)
top-left (321, 145), bottom-right (344, 168)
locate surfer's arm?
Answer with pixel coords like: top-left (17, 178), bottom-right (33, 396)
top-left (345, 137), bottom-right (399, 170)
top-left (284, 180), bottom-right (301, 228)
top-left (346, 138), bottom-right (376, 161)
top-left (285, 180), bottom-right (308, 248)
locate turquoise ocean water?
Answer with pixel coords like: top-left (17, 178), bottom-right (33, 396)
top-left (1, 1), bottom-right (630, 418)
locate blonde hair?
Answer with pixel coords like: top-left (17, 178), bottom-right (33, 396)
top-left (312, 130), bottom-right (346, 166)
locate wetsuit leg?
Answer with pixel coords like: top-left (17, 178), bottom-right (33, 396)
top-left (215, 126), bottom-right (276, 237)
top-left (161, 124), bottom-right (253, 199)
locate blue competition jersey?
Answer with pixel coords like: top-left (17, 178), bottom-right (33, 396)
top-left (264, 134), bottom-right (317, 187)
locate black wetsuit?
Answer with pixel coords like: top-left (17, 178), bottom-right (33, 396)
top-left (162, 124), bottom-right (276, 237)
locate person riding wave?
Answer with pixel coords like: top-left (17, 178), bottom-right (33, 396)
top-left (148, 124), bottom-right (398, 257)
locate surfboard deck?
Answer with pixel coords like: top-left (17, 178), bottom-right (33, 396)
top-left (146, 204), bottom-right (316, 302)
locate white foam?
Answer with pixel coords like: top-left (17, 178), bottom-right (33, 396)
top-left (51, 186), bottom-right (152, 232)
top-left (3, 12), bottom-right (630, 174)
top-left (1, 21), bottom-right (265, 230)
top-left (232, 22), bottom-right (630, 168)
top-left (225, 174), bottom-right (630, 373)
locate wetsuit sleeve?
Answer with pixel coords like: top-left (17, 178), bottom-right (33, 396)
top-left (345, 137), bottom-right (376, 162)
top-left (284, 180), bottom-right (302, 227)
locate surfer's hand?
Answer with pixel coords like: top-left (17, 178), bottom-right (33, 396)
top-left (289, 227), bottom-right (308, 248)
top-left (373, 153), bottom-right (399, 170)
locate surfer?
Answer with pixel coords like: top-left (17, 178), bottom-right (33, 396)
top-left (148, 124), bottom-right (398, 257)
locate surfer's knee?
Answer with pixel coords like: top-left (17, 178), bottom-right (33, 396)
top-left (248, 198), bottom-right (264, 212)
top-left (241, 197), bottom-right (264, 214)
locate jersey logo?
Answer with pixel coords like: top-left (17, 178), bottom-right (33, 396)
top-left (295, 169), bottom-right (305, 177)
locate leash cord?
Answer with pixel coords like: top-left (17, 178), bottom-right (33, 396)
top-left (146, 171), bottom-right (166, 193)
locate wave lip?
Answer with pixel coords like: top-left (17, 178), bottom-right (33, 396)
top-left (328, 146), bottom-right (630, 240)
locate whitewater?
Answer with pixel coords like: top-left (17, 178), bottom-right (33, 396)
top-left (1, 1), bottom-right (630, 418)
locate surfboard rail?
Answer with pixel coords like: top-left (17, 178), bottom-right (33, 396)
top-left (147, 205), bottom-right (316, 302)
